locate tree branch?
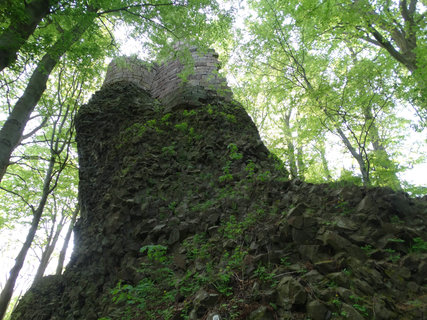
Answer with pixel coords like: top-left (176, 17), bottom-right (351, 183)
top-left (97, 3), bottom-right (177, 15)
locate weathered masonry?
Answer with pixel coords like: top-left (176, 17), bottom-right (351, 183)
top-left (103, 46), bottom-right (232, 109)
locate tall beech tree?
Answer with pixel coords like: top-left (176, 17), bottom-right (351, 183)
top-left (0, 52), bottom-right (104, 318)
top-left (0, 0), bottom-right (60, 71)
top-left (0, 128), bottom-right (69, 320)
top-left (0, 74), bottom-right (78, 318)
top-left (0, 6), bottom-right (98, 183)
top-left (227, 0), bottom-right (413, 187)
top-left (266, 0), bottom-right (426, 113)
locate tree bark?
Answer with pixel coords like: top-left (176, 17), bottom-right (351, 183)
top-left (0, 9), bottom-right (97, 183)
top-left (56, 206), bottom-right (79, 275)
top-left (0, 156), bottom-right (55, 320)
top-left (0, 0), bottom-right (57, 71)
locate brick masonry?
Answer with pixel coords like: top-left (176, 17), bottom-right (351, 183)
top-left (103, 47), bottom-right (232, 109)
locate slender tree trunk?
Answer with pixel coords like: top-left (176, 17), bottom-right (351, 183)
top-left (0, 156), bottom-right (55, 320)
top-left (282, 110), bottom-right (298, 178)
top-left (0, 9), bottom-right (97, 183)
top-left (317, 140), bottom-right (332, 181)
top-left (0, 0), bottom-right (57, 71)
top-left (336, 127), bottom-right (370, 185)
top-left (296, 145), bottom-right (304, 178)
top-left (56, 206), bottom-right (79, 275)
top-left (295, 113), bottom-right (305, 179)
top-left (363, 106), bottom-right (401, 189)
top-left (32, 215), bottom-right (66, 283)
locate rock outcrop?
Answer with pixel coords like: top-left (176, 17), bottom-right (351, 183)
top-left (12, 49), bottom-right (427, 320)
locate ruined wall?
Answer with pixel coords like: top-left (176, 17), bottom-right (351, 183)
top-left (103, 57), bottom-right (155, 92)
top-left (103, 47), bottom-right (231, 109)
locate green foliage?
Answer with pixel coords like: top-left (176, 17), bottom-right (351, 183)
top-left (280, 257), bottom-right (291, 267)
top-left (162, 145), bottom-right (177, 157)
top-left (223, 215), bottom-right (243, 239)
top-left (161, 113), bottom-right (172, 122)
top-left (140, 245), bottom-right (168, 263)
top-left (111, 245), bottom-right (176, 319)
top-left (256, 170), bottom-right (271, 182)
top-left (384, 248), bottom-right (400, 262)
top-left (219, 161), bottom-right (234, 182)
top-left (191, 199), bottom-right (215, 212)
top-left (254, 264), bottom-right (277, 287)
top-left (182, 110), bottom-right (197, 117)
top-left (410, 237), bottom-right (427, 253)
top-left (224, 0), bottom-right (425, 191)
top-left (244, 160), bottom-right (256, 178)
top-left (360, 245), bottom-right (374, 256)
top-left (227, 143), bottom-right (243, 160)
top-left (183, 233), bottom-right (212, 261)
top-left (337, 170), bottom-right (363, 187)
top-left (352, 304), bottom-right (369, 317)
top-left (174, 121), bottom-right (188, 132)
top-left (220, 112), bottom-right (236, 123)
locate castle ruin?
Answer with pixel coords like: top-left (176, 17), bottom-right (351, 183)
top-left (103, 46), bottom-right (232, 110)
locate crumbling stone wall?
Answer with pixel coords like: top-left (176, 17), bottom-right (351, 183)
top-left (103, 46), bottom-right (231, 109)
top-left (103, 57), bottom-right (155, 92)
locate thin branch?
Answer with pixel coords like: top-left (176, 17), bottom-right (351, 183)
top-left (122, 9), bottom-right (180, 39)
top-left (20, 116), bottom-right (50, 141)
top-left (0, 186), bottom-right (34, 211)
top-left (97, 2), bottom-right (177, 15)
top-left (97, 16), bottom-right (118, 48)
top-left (4, 172), bottom-right (27, 183)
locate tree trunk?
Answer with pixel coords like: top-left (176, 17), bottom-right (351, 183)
top-left (295, 114), bottom-right (305, 179)
top-left (336, 127), bottom-right (370, 186)
top-left (0, 0), bottom-right (57, 71)
top-left (0, 156), bottom-right (55, 320)
top-left (363, 106), bottom-right (401, 189)
top-left (0, 10), bottom-right (97, 183)
top-left (56, 206), bottom-right (79, 275)
top-left (317, 140), bottom-right (332, 181)
top-left (296, 145), bottom-right (305, 179)
top-left (32, 215), bottom-right (66, 283)
top-left (282, 110), bottom-right (298, 179)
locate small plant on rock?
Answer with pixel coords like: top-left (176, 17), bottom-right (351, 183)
top-left (110, 245), bottom-right (176, 319)
top-left (410, 237), bottom-right (427, 253)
